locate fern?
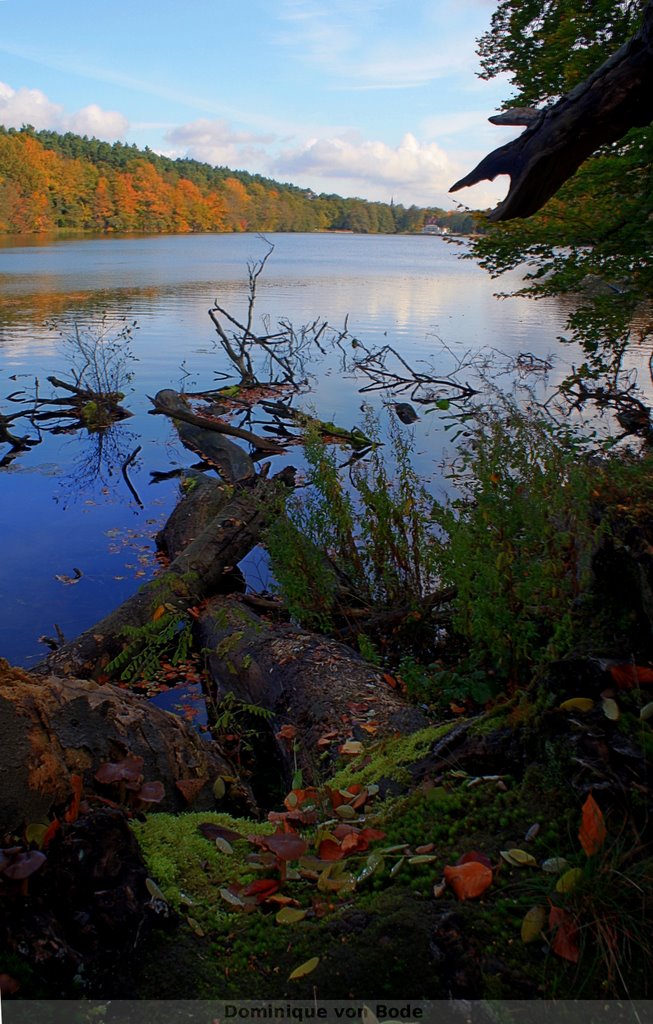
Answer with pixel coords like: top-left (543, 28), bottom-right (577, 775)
top-left (106, 612), bottom-right (194, 682)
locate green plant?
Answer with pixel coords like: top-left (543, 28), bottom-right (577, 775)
top-left (437, 401), bottom-right (600, 684)
top-left (211, 691), bottom-right (274, 760)
top-left (266, 415), bottom-right (443, 632)
top-left (106, 610), bottom-right (194, 682)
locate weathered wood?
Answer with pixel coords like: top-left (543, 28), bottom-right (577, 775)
top-left (450, 1), bottom-right (653, 219)
top-left (34, 471), bottom-right (293, 680)
top-left (0, 659), bottom-right (254, 834)
top-left (151, 389), bottom-right (283, 455)
top-left (199, 596), bottom-right (429, 787)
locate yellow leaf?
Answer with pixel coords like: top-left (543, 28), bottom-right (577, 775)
top-left (558, 697), bottom-right (594, 712)
top-left (289, 956), bottom-right (320, 980)
top-left (340, 740), bottom-right (364, 756)
top-left (556, 867), bottom-right (585, 893)
top-left (500, 849), bottom-right (537, 867)
top-left (521, 905), bottom-right (547, 943)
top-left (276, 907), bottom-right (308, 924)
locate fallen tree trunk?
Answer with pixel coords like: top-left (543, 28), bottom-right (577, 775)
top-left (198, 596), bottom-right (429, 788)
top-left (151, 389), bottom-right (283, 455)
top-left (35, 469), bottom-right (294, 680)
top-left (450, 0), bottom-right (653, 219)
top-left (0, 659), bottom-right (255, 834)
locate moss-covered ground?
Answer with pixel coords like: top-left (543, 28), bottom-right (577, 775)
top-left (126, 710), bottom-right (653, 1001)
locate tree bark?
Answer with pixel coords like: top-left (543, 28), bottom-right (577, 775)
top-left (34, 470), bottom-right (294, 680)
top-left (450, 0), bottom-right (653, 220)
top-left (0, 659), bottom-right (254, 835)
top-left (198, 596), bottom-right (429, 788)
top-left (151, 389), bottom-right (283, 455)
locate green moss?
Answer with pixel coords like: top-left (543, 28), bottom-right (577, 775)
top-left (328, 721), bottom-right (457, 790)
top-left (131, 811), bottom-right (274, 928)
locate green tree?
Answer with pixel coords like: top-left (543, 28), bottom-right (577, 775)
top-left (470, 0), bottom-right (653, 391)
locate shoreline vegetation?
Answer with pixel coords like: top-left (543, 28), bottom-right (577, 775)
top-left (0, 126), bottom-right (482, 238)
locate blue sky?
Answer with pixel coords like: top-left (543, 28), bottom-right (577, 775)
top-left (0, 0), bottom-right (519, 209)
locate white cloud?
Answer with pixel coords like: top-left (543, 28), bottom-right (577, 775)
top-left (164, 118), bottom-right (277, 170)
top-left (0, 81), bottom-right (128, 139)
top-left (274, 131), bottom-right (453, 200)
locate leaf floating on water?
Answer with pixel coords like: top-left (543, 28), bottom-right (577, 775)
top-left (558, 697), bottom-right (594, 712)
top-left (443, 861), bottom-right (493, 900)
top-left (578, 793), bottom-right (607, 856)
top-left (289, 956), bottom-right (320, 980)
top-left (500, 849), bottom-right (537, 868)
top-left (521, 905), bottom-right (547, 943)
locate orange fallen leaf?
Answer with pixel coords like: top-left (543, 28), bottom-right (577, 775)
top-left (64, 774), bottom-right (83, 824)
top-left (578, 793), bottom-right (607, 856)
top-left (152, 604), bottom-right (166, 622)
top-left (609, 664), bottom-right (653, 689)
top-left (443, 861), bottom-right (493, 900)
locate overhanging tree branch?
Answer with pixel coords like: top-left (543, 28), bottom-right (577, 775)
top-left (450, 0), bottom-right (653, 220)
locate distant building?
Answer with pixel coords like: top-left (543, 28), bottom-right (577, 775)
top-left (421, 217), bottom-right (448, 235)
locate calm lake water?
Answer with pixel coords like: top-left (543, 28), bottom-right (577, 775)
top-left (0, 231), bottom-right (573, 668)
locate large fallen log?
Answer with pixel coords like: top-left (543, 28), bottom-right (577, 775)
top-left (198, 596), bottom-right (429, 788)
top-left (34, 468), bottom-right (294, 680)
top-left (0, 659), bottom-right (254, 835)
top-left (450, 0), bottom-right (653, 219)
top-left (151, 388), bottom-right (283, 456)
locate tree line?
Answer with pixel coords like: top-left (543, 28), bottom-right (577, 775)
top-left (0, 126), bottom-right (479, 236)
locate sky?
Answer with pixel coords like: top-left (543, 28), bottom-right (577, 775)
top-left (0, 0), bottom-right (520, 211)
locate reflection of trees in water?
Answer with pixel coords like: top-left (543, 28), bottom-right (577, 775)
top-left (54, 423), bottom-right (142, 508)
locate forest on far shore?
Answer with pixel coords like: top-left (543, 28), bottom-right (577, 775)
top-left (0, 126), bottom-right (480, 236)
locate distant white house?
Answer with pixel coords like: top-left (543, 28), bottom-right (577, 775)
top-left (421, 218), bottom-right (449, 235)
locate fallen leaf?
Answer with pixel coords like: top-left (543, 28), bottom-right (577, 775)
top-left (521, 905), bottom-right (547, 943)
top-left (242, 879), bottom-right (280, 903)
top-left (198, 822), bottom-right (242, 843)
top-left (549, 906), bottom-right (580, 962)
top-left (64, 774), bottom-right (83, 824)
top-left (578, 793), bottom-right (607, 856)
top-left (276, 907), bottom-right (308, 924)
top-left (541, 857), bottom-right (570, 874)
top-left (339, 740), bottom-right (364, 756)
top-left (640, 701), bottom-right (653, 721)
top-left (289, 956), bottom-right (319, 980)
top-left (152, 604), bottom-right (166, 621)
top-left (262, 832), bottom-right (309, 861)
top-left (456, 850), bottom-right (493, 869)
top-left (609, 664), bottom-right (653, 689)
top-left (215, 837), bottom-right (234, 855)
top-left (601, 697), bottom-right (620, 721)
top-left (558, 697), bottom-right (594, 712)
top-left (556, 867), bottom-right (585, 894)
top-left (443, 861), bottom-right (493, 900)
top-left (500, 849), bottom-right (537, 868)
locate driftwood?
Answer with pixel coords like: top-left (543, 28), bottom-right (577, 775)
top-left (450, 0), bottom-right (653, 219)
top-left (151, 389), bottom-right (283, 456)
top-left (0, 659), bottom-right (253, 835)
top-left (34, 469), bottom-right (294, 680)
top-left (198, 596), bottom-right (429, 788)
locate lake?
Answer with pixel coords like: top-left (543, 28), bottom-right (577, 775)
top-left (0, 231), bottom-right (573, 668)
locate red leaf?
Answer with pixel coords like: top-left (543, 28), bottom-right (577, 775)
top-left (443, 861), bottom-right (493, 900)
top-left (358, 827), bottom-right (386, 843)
top-left (64, 773), bottom-right (84, 824)
top-left (549, 906), bottom-right (580, 962)
top-left (578, 793), bottom-right (607, 856)
top-left (0, 973), bottom-right (20, 996)
top-left (241, 878), bottom-right (280, 903)
top-left (609, 664), bottom-right (653, 689)
top-left (317, 839), bottom-right (345, 861)
top-left (198, 823), bottom-right (243, 843)
top-left (262, 832), bottom-right (309, 861)
top-left (42, 818), bottom-right (61, 849)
